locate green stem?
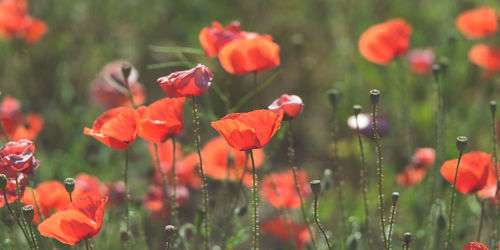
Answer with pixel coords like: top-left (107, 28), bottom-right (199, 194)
top-left (331, 101), bottom-right (346, 248)
top-left (491, 102), bottom-right (499, 244)
top-left (313, 194), bottom-right (332, 250)
top-left (191, 96), bottom-right (210, 250)
top-left (29, 188), bottom-right (44, 222)
top-left (444, 151), bottom-right (463, 250)
top-left (124, 148), bottom-right (131, 249)
top-left (476, 198), bottom-right (484, 242)
top-left (372, 102), bottom-right (388, 250)
top-left (3, 187), bottom-right (33, 249)
top-left (249, 150), bottom-right (259, 250)
top-left (355, 113), bottom-right (372, 246)
top-left (388, 198), bottom-right (398, 249)
top-left (153, 143), bottom-right (173, 224)
top-left (15, 177), bottom-right (36, 250)
top-left (85, 238), bottom-right (90, 250)
top-left (123, 70), bottom-right (137, 108)
top-left (171, 137), bottom-right (178, 227)
top-left (287, 121), bottom-right (316, 249)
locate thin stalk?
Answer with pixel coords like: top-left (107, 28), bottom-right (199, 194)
top-left (331, 99), bottom-right (346, 248)
top-left (29, 189), bottom-right (44, 222)
top-left (476, 198), bottom-right (485, 242)
top-left (491, 102), bottom-right (499, 244)
top-left (123, 69), bottom-right (137, 108)
top-left (15, 177), bottom-right (36, 249)
top-left (388, 195), bottom-right (399, 249)
top-left (191, 96), bottom-right (210, 250)
top-left (249, 150), bottom-right (259, 250)
top-left (253, 72), bottom-right (257, 93)
top-left (355, 113), bottom-right (372, 246)
top-left (287, 120), bottom-right (316, 248)
top-left (372, 101), bottom-right (388, 249)
top-left (124, 148), bottom-right (131, 249)
top-left (3, 187), bottom-right (32, 248)
top-left (85, 238), bottom-right (90, 250)
top-left (396, 59), bottom-right (412, 159)
top-left (444, 151), bottom-right (464, 250)
top-left (313, 194), bottom-right (332, 250)
top-left (153, 143), bottom-right (173, 225)
top-left (171, 137), bottom-right (178, 227)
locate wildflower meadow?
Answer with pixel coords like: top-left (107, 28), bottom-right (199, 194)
top-left (1, 0), bottom-right (500, 249)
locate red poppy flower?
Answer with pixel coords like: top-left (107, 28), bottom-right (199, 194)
top-left (411, 147), bottom-right (436, 168)
top-left (0, 96), bottom-right (44, 141)
top-left (261, 169), bottom-right (310, 209)
top-left (358, 18), bottom-right (412, 65)
top-left (22, 181), bottom-right (69, 223)
top-left (0, 139), bottom-right (39, 172)
top-left (144, 184), bottom-right (189, 220)
top-left (84, 107), bottom-right (139, 150)
top-left (137, 97), bottom-right (185, 143)
top-left (440, 152), bottom-right (492, 194)
top-left (0, 0), bottom-right (47, 44)
top-left (89, 60), bottom-right (146, 109)
top-left (462, 242), bottom-right (489, 250)
top-left (260, 216), bottom-right (311, 250)
top-left (468, 44), bottom-right (500, 71)
top-left (200, 137), bottom-right (264, 186)
top-left (477, 163), bottom-right (498, 199)
top-left (456, 7), bottom-right (498, 40)
top-left (199, 21), bottom-right (243, 57)
top-left (407, 48), bottom-right (435, 75)
top-left (396, 166), bottom-right (427, 187)
top-left (73, 174), bottom-right (106, 200)
top-left (218, 36), bottom-right (280, 75)
top-left (0, 174), bottom-right (26, 208)
top-left (268, 94), bottom-right (304, 120)
top-left (38, 195), bottom-right (108, 245)
top-left (157, 64), bottom-right (213, 98)
top-left (211, 109), bottom-right (283, 151)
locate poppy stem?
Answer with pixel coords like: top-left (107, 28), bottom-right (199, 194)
top-left (191, 96), bottom-right (210, 250)
top-left (2, 187), bottom-right (33, 249)
top-left (15, 176), bottom-right (37, 250)
top-left (387, 192), bottom-right (399, 249)
top-left (476, 198), bottom-right (485, 242)
top-left (85, 238), bottom-right (90, 250)
top-left (354, 105), bottom-right (372, 247)
top-left (29, 188), bottom-right (44, 221)
top-left (253, 72), bottom-right (257, 93)
top-left (313, 193), bottom-right (332, 250)
top-left (124, 148), bottom-right (131, 249)
top-left (287, 120), bottom-right (316, 249)
top-left (153, 143), bottom-right (174, 227)
top-left (171, 137), bottom-right (179, 228)
top-left (490, 100), bottom-right (499, 244)
top-left (248, 149), bottom-right (259, 250)
top-left (370, 90), bottom-right (388, 250)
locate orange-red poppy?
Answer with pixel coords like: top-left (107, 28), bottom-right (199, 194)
top-left (0, 174), bottom-right (26, 208)
top-left (157, 64), bottom-right (213, 98)
top-left (396, 166), bottom-right (427, 187)
top-left (84, 107), bottom-right (139, 150)
top-left (199, 21), bottom-right (243, 57)
top-left (260, 216), bottom-right (311, 250)
top-left (218, 36), bottom-right (280, 75)
top-left (261, 169), bottom-right (310, 209)
top-left (0, 0), bottom-right (47, 44)
top-left (73, 174), bottom-right (106, 200)
top-left (411, 147), bottom-right (436, 168)
top-left (268, 94), bottom-right (304, 120)
top-left (137, 97), bottom-right (185, 143)
top-left (89, 60), bottom-right (146, 109)
top-left (477, 163), bottom-right (498, 199)
top-left (0, 139), bottom-right (39, 172)
top-left (0, 96), bottom-right (44, 141)
top-left (38, 195), bottom-right (108, 245)
top-left (456, 7), bottom-right (498, 40)
top-left (358, 18), bottom-right (412, 65)
top-left (211, 109), bottom-right (283, 151)
top-left (407, 48), bottom-right (435, 75)
top-left (22, 181), bottom-right (68, 223)
top-left (462, 242), bottom-right (489, 250)
top-left (199, 136), bottom-right (264, 186)
top-left (468, 44), bottom-right (500, 71)
top-left (440, 152), bottom-right (491, 194)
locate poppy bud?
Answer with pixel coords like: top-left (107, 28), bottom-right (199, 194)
top-left (456, 136), bottom-right (468, 153)
top-left (401, 232), bottom-right (412, 246)
top-left (432, 64), bottom-right (440, 82)
top-left (121, 63), bottom-right (132, 81)
top-left (392, 192), bottom-right (399, 203)
top-left (491, 100), bottom-right (497, 115)
top-left (165, 225), bottom-right (176, 237)
top-left (353, 105), bottom-right (362, 116)
top-left (235, 205), bottom-right (247, 217)
top-left (64, 178), bottom-right (75, 194)
top-left (327, 89), bottom-right (339, 108)
top-left (322, 169), bottom-right (332, 191)
top-left (0, 174), bottom-right (7, 189)
top-left (23, 205), bottom-right (35, 223)
top-left (310, 180), bottom-right (321, 195)
top-left (369, 89), bottom-right (380, 105)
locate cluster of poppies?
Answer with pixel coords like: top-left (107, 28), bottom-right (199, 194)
top-left (0, 0), bottom-right (46, 44)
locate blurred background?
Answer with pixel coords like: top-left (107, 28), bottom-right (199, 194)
top-left (1, 0), bottom-right (500, 249)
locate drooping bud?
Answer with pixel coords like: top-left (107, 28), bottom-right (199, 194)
top-left (327, 89), bottom-right (339, 108)
top-left (310, 180), bottom-right (321, 196)
top-left (0, 174), bottom-right (7, 189)
top-left (121, 63), bottom-right (132, 81)
top-left (456, 136), bottom-right (468, 154)
top-left (392, 192), bottom-right (399, 203)
top-left (369, 89), bottom-right (380, 105)
top-left (353, 105), bottom-right (362, 116)
top-left (64, 178), bottom-right (75, 194)
top-left (23, 205), bottom-right (34, 223)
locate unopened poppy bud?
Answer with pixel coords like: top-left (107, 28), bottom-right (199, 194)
top-left (353, 105), bottom-right (362, 116)
top-left (392, 192), bottom-right (399, 203)
top-left (165, 225), bottom-right (176, 237)
top-left (235, 205), bottom-right (247, 217)
top-left (121, 63), bottom-right (132, 81)
top-left (432, 64), bottom-right (440, 81)
top-left (456, 136), bottom-right (468, 153)
top-left (64, 178), bottom-right (75, 194)
top-left (23, 205), bottom-right (34, 223)
top-left (327, 89), bottom-right (339, 107)
top-left (322, 169), bottom-right (332, 191)
top-left (310, 180), bottom-right (321, 195)
top-left (369, 89), bottom-right (380, 105)
top-left (0, 174), bottom-right (7, 189)
top-left (491, 101), bottom-right (497, 115)
top-left (401, 232), bottom-right (412, 246)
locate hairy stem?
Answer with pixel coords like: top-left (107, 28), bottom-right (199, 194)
top-left (355, 113), bottom-right (372, 246)
top-left (445, 152), bottom-right (463, 250)
top-left (313, 194), bottom-right (332, 250)
top-left (249, 150), bottom-right (259, 250)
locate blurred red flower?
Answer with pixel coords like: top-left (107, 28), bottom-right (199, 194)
top-left (0, 96), bottom-right (44, 141)
top-left (200, 136), bottom-right (264, 186)
top-left (456, 7), bottom-right (497, 40)
top-left (261, 169), bottom-right (310, 209)
top-left (260, 216), bottom-right (311, 250)
top-left (157, 64), bottom-right (213, 98)
top-left (73, 174), bottom-right (106, 200)
top-left (468, 44), bottom-right (500, 71)
top-left (89, 60), bottom-right (146, 109)
top-left (440, 152), bottom-right (491, 194)
top-left (477, 163), bottom-right (498, 199)
top-left (0, 174), bottom-right (26, 208)
top-left (211, 109), bottom-right (283, 151)
top-left (268, 94), bottom-right (304, 120)
top-left (199, 21), bottom-right (243, 57)
top-left (407, 48), bottom-right (435, 74)
top-left (137, 97), bottom-right (185, 143)
top-left (358, 18), bottom-right (412, 65)
top-left (104, 181), bottom-right (125, 206)
top-left (38, 195), bottom-right (108, 245)
top-left (411, 147), bottom-right (436, 167)
top-left (462, 242), bottom-right (488, 250)
top-left (143, 184), bottom-right (189, 220)
top-left (218, 36), bottom-right (280, 75)
top-left (396, 166), bottom-right (427, 187)
top-left (0, 139), bottom-right (39, 172)
top-left (22, 181), bottom-right (68, 223)
top-left (0, 0), bottom-right (47, 44)
top-left (84, 107), bottom-right (139, 150)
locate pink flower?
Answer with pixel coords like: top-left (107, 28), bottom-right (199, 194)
top-left (407, 48), bottom-right (435, 74)
top-left (268, 94), bottom-right (304, 120)
top-left (157, 64), bottom-right (213, 98)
